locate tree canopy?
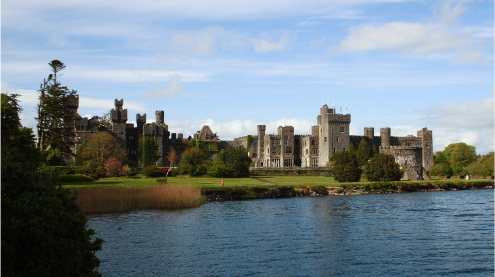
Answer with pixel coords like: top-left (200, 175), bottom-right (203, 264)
top-left (356, 138), bottom-right (373, 166)
top-left (209, 146), bottom-right (252, 177)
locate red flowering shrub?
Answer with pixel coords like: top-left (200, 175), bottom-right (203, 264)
top-left (104, 158), bottom-right (122, 177)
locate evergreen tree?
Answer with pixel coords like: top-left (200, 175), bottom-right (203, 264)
top-left (36, 60), bottom-right (78, 156)
top-left (331, 150), bottom-right (362, 182)
top-left (2, 93), bottom-right (103, 276)
top-left (356, 138), bottom-right (372, 166)
top-left (209, 146), bottom-right (252, 177)
top-left (365, 153), bottom-right (402, 181)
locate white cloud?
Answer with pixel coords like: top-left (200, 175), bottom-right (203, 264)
top-left (250, 33), bottom-right (293, 53)
top-left (338, 22), bottom-right (474, 56)
top-left (434, 0), bottom-right (475, 24)
top-left (421, 97), bottom-right (494, 129)
top-left (418, 96), bottom-right (494, 154)
top-left (143, 74), bottom-right (185, 99)
top-left (1, 82), bottom-right (39, 106)
top-left (451, 51), bottom-right (489, 65)
top-left (166, 118), bottom-right (316, 140)
top-left (171, 26), bottom-right (224, 56)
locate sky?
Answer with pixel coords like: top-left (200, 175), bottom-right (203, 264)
top-left (2, 0), bottom-right (494, 154)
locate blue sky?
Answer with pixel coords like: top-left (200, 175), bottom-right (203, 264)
top-left (2, 0), bottom-right (494, 154)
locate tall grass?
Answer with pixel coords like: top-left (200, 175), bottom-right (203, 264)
top-left (72, 185), bottom-right (207, 214)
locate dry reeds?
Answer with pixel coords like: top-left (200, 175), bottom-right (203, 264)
top-left (72, 185), bottom-right (207, 214)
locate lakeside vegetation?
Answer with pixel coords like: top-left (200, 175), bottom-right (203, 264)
top-left (71, 185), bottom-right (206, 214)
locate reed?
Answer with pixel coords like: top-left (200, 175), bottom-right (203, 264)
top-left (71, 185), bottom-right (207, 214)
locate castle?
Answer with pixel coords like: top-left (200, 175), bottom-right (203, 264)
top-left (73, 98), bottom-right (187, 166)
top-left (71, 97), bottom-right (433, 180)
top-left (235, 105), bottom-right (433, 180)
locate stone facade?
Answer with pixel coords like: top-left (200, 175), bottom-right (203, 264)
top-left (73, 99), bottom-right (186, 166)
top-left (237, 105), bottom-right (433, 180)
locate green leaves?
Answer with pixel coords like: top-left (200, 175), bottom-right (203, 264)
top-left (332, 150), bottom-right (362, 182)
top-left (138, 134), bottom-right (160, 167)
top-left (365, 153), bottom-right (402, 182)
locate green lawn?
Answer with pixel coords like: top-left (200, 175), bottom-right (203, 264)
top-left (62, 174), bottom-right (491, 189)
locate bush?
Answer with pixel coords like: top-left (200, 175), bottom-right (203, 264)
top-left (104, 158), bottom-right (122, 177)
top-left (141, 165), bottom-right (159, 177)
top-left (365, 153), bottom-right (402, 182)
top-left (58, 174), bottom-right (95, 183)
top-left (156, 177), bottom-right (167, 184)
top-left (331, 150), bottom-right (362, 182)
top-left (122, 165), bottom-right (131, 178)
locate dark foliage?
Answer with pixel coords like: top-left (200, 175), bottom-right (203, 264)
top-left (365, 153), bottom-right (403, 182)
top-left (331, 150), bottom-right (362, 182)
top-left (2, 93), bottom-right (103, 276)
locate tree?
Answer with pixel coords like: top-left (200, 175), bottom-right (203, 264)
top-left (365, 153), bottom-right (402, 181)
top-left (178, 147), bottom-right (209, 176)
top-left (246, 135), bottom-right (254, 153)
top-left (209, 146), bottom-right (252, 177)
top-left (2, 93), bottom-right (103, 276)
top-left (77, 131), bottom-right (126, 177)
top-left (356, 138), bottom-right (372, 166)
top-left (138, 134), bottom-right (160, 167)
top-left (449, 142), bottom-right (477, 168)
top-left (167, 147), bottom-right (179, 168)
top-left (331, 150), bottom-right (362, 182)
top-left (467, 152), bottom-right (494, 177)
top-left (36, 60), bottom-right (78, 156)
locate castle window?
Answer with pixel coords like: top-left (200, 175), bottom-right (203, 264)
top-left (284, 159), bottom-right (293, 167)
top-left (334, 148), bottom-right (337, 153)
top-left (313, 148), bottom-right (318, 155)
top-left (267, 148), bottom-right (270, 154)
top-left (324, 137), bottom-right (327, 142)
top-left (336, 137), bottom-right (339, 142)
top-left (252, 153), bottom-right (257, 158)
top-left (311, 140), bottom-right (316, 145)
top-left (306, 149), bottom-right (308, 155)
top-left (312, 158), bottom-right (318, 167)
top-left (272, 147), bottom-right (276, 153)
top-left (340, 127), bottom-right (344, 132)
top-left (286, 147), bottom-right (293, 154)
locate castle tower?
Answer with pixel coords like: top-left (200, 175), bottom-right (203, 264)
top-left (136, 113), bottom-right (147, 135)
top-left (380, 127), bottom-right (391, 148)
top-left (364, 127), bottom-right (374, 139)
top-left (110, 99), bottom-right (128, 146)
top-left (278, 126), bottom-right (295, 167)
top-left (417, 127), bottom-right (433, 171)
top-left (257, 125), bottom-right (266, 166)
top-left (155, 111), bottom-right (164, 125)
top-left (318, 105), bottom-right (351, 167)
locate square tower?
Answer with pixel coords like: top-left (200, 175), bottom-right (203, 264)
top-left (317, 105), bottom-right (351, 166)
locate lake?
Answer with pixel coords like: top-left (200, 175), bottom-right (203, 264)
top-left (88, 189), bottom-right (494, 276)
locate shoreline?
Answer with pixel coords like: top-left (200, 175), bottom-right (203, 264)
top-left (203, 181), bottom-right (494, 201)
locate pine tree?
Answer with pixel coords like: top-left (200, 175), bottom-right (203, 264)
top-left (331, 150), bottom-right (362, 182)
top-left (356, 137), bottom-right (372, 166)
top-left (36, 60), bottom-right (78, 156)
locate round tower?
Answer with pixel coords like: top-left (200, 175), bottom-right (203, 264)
top-left (380, 127), bottom-right (391, 148)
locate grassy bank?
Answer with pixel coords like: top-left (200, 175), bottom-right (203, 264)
top-left (70, 185), bottom-right (207, 214)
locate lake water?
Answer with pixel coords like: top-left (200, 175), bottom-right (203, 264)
top-left (88, 189), bottom-right (494, 276)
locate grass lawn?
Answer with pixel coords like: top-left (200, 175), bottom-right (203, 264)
top-left (62, 174), bottom-right (492, 189)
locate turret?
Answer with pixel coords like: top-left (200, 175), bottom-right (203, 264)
top-left (380, 127), bottom-right (391, 148)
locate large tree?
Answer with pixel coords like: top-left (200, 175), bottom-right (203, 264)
top-left (209, 146), bottom-right (252, 177)
top-left (138, 134), bottom-right (160, 167)
top-left (2, 93), bottom-right (103, 276)
top-left (36, 60), bottom-right (78, 156)
top-left (365, 153), bottom-right (403, 181)
top-left (331, 150), bottom-right (362, 182)
top-left (77, 131), bottom-right (126, 176)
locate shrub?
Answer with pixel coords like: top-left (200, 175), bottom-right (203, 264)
top-left (122, 165), bottom-right (131, 178)
top-left (311, 185), bottom-right (327, 195)
top-left (104, 158), bottom-right (122, 177)
top-left (58, 174), bottom-right (95, 183)
top-left (280, 169), bottom-right (289, 175)
top-left (365, 153), bottom-right (402, 182)
top-left (141, 165), bottom-right (158, 177)
top-left (156, 177), bottom-right (167, 184)
top-left (331, 150), bottom-right (362, 182)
